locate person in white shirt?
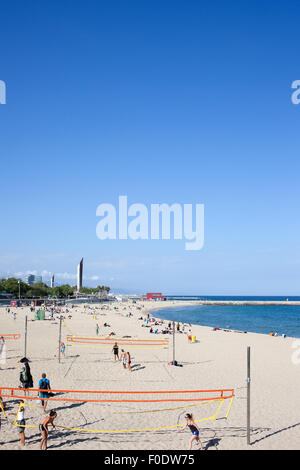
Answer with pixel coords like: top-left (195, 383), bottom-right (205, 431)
top-left (17, 400), bottom-right (26, 446)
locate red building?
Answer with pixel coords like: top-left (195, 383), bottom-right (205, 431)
top-left (146, 292), bottom-right (165, 301)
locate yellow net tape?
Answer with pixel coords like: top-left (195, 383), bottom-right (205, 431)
top-left (12, 397), bottom-right (233, 433)
top-left (114, 398), bottom-right (221, 414)
top-left (0, 399), bottom-right (7, 418)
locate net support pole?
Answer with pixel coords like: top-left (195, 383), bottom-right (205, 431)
top-left (247, 346), bottom-right (251, 445)
top-left (24, 315), bottom-right (28, 357)
top-left (172, 321), bottom-right (175, 364)
top-left (58, 316), bottom-right (62, 364)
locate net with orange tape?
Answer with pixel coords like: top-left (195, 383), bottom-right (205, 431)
top-left (0, 334), bottom-right (21, 340)
top-left (66, 335), bottom-right (169, 348)
top-left (8, 387), bottom-right (234, 433)
top-left (0, 386), bottom-right (233, 404)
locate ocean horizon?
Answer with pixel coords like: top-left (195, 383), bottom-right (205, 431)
top-left (152, 298), bottom-right (300, 338)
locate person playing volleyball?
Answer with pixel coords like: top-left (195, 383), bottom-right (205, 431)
top-left (39, 410), bottom-right (57, 450)
top-left (177, 413), bottom-right (204, 450)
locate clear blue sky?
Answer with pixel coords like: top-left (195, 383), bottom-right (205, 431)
top-left (1, 0), bottom-right (300, 294)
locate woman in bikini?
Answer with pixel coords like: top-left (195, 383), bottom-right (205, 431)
top-left (39, 410), bottom-right (57, 450)
top-left (126, 351), bottom-right (132, 372)
top-left (177, 413), bottom-right (204, 450)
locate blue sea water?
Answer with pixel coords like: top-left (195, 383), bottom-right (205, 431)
top-left (152, 297), bottom-right (300, 338)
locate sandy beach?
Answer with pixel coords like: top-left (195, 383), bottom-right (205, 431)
top-left (0, 299), bottom-right (300, 450)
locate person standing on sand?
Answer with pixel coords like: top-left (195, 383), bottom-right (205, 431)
top-left (96, 323), bottom-right (99, 336)
top-left (38, 373), bottom-right (51, 412)
top-left (112, 343), bottom-right (119, 361)
top-left (39, 410), bottom-right (57, 450)
top-left (126, 351), bottom-right (132, 372)
top-left (19, 363), bottom-right (33, 397)
top-left (120, 350), bottom-right (127, 369)
top-left (177, 413), bottom-right (204, 450)
top-left (60, 342), bottom-right (66, 358)
top-left (16, 400), bottom-right (26, 447)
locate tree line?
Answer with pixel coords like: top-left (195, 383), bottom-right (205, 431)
top-left (0, 277), bottom-right (110, 299)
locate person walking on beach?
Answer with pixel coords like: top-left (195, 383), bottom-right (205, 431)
top-left (38, 373), bottom-right (51, 412)
top-left (39, 410), bottom-right (57, 450)
top-left (19, 361), bottom-right (33, 397)
top-left (60, 342), bottom-right (66, 358)
top-left (16, 400), bottom-right (26, 447)
top-left (120, 350), bottom-right (127, 369)
top-left (96, 323), bottom-right (100, 336)
top-left (177, 413), bottom-right (204, 450)
top-left (126, 351), bottom-right (132, 372)
top-left (112, 342), bottom-right (119, 361)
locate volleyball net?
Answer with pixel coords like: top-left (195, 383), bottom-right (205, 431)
top-left (6, 387), bottom-right (234, 433)
top-left (0, 386), bottom-right (232, 403)
top-left (0, 334), bottom-right (20, 340)
top-left (66, 335), bottom-right (169, 349)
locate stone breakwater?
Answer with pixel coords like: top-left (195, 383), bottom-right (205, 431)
top-left (184, 300), bottom-right (300, 306)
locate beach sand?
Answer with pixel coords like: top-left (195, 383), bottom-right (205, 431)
top-left (0, 300), bottom-right (299, 450)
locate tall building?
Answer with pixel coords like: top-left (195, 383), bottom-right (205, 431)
top-left (77, 258), bottom-right (83, 291)
top-left (26, 274), bottom-right (42, 285)
top-left (50, 275), bottom-right (55, 288)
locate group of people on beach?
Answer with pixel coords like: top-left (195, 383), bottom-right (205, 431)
top-left (0, 356), bottom-right (58, 450)
top-left (112, 342), bottom-right (132, 371)
top-left (14, 399), bottom-right (57, 450)
top-left (0, 302), bottom-right (206, 450)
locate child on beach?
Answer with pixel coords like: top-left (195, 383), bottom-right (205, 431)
top-left (60, 342), bottom-right (66, 358)
top-left (39, 410), bottom-right (57, 450)
top-left (177, 413), bottom-right (204, 450)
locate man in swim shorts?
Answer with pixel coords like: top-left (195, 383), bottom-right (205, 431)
top-left (38, 373), bottom-right (51, 412)
top-left (120, 350), bottom-right (127, 369)
top-left (112, 343), bottom-right (119, 361)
